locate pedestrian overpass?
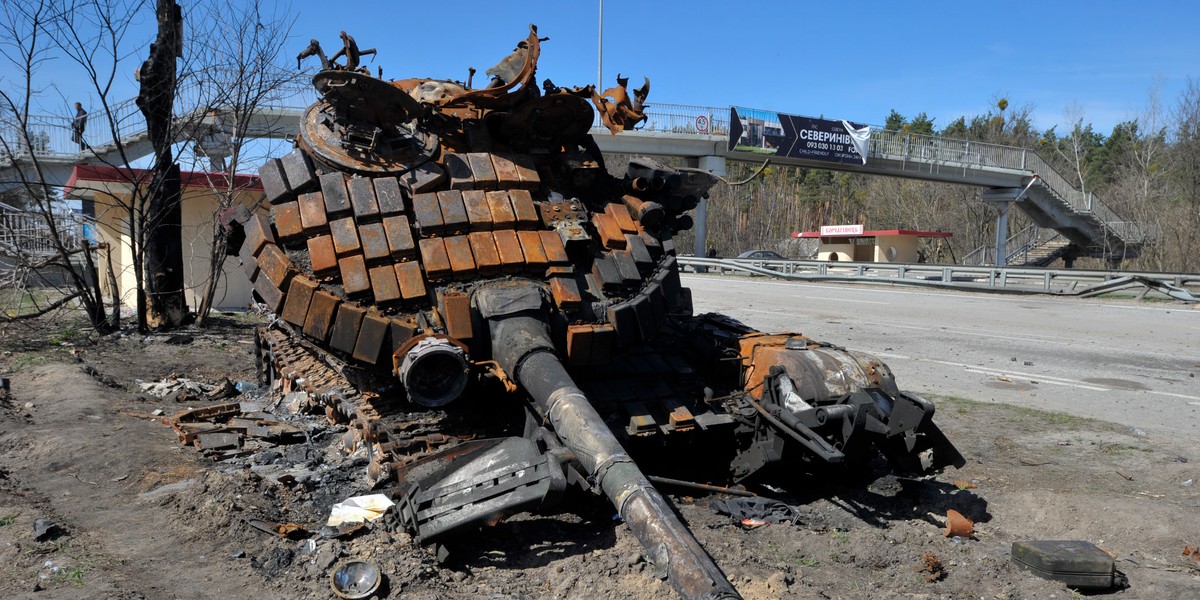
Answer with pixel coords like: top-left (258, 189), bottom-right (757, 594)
top-left (0, 83), bottom-right (1148, 266)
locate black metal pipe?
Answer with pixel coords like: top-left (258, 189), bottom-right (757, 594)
top-left (491, 315), bottom-right (741, 600)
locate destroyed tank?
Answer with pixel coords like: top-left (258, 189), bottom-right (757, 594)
top-left (239, 26), bottom-right (964, 600)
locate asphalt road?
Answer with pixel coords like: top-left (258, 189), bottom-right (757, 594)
top-left (683, 274), bottom-right (1200, 437)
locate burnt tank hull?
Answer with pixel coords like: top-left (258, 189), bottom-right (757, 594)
top-left (245, 26), bottom-right (963, 600)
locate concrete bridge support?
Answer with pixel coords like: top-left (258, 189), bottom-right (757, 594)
top-left (685, 155), bottom-right (725, 259)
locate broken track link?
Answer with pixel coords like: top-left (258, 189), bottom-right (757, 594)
top-left (257, 324), bottom-right (466, 487)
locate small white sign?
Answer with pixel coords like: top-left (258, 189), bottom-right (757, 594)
top-left (820, 224), bottom-right (864, 236)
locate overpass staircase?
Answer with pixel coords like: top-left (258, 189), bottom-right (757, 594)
top-left (862, 129), bottom-right (1150, 263)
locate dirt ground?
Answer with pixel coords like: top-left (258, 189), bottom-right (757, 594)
top-left (1, 315), bottom-right (1197, 599)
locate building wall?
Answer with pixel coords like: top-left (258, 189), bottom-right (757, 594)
top-left (817, 241), bottom-right (855, 261)
top-left (872, 235), bottom-right (920, 263)
top-left (91, 187), bottom-right (263, 312)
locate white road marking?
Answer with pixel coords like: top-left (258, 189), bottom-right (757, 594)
top-left (799, 296), bottom-right (889, 305)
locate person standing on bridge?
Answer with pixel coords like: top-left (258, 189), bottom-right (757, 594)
top-left (71, 102), bottom-right (88, 150)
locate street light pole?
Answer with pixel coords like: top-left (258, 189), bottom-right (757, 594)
top-left (597, 0), bottom-right (603, 90)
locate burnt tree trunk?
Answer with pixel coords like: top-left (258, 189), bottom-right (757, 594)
top-left (137, 0), bottom-right (188, 330)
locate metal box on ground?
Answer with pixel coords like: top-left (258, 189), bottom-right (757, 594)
top-left (1011, 540), bottom-right (1120, 589)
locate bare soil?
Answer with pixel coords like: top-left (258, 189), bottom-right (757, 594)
top-left (1, 316), bottom-right (1197, 599)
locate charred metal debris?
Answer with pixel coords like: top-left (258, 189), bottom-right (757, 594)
top-left (205, 25), bottom-right (968, 600)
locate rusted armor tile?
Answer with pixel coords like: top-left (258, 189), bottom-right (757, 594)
top-left (244, 212), bottom-right (276, 257)
top-left (307, 235), bottom-right (338, 275)
top-left (443, 235), bottom-right (476, 277)
top-left (281, 148), bottom-right (317, 194)
top-left (353, 313), bottom-right (390, 364)
top-left (418, 238), bottom-right (452, 280)
top-left (539, 230), bottom-right (570, 264)
top-left (629, 294), bottom-right (656, 340)
top-left (625, 234), bottom-right (653, 267)
top-left (369, 264), bottom-right (401, 303)
top-left (490, 152), bottom-right (522, 187)
top-left (329, 217), bottom-right (361, 255)
top-left (592, 213), bottom-right (626, 249)
top-left (511, 153), bottom-right (540, 188)
top-left (271, 201), bottom-right (303, 240)
top-left (338, 254), bottom-right (371, 295)
top-left (465, 153), bottom-right (498, 190)
top-left (329, 303), bottom-right (365, 355)
top-left (382, 215), bottom-right (415, 258)
top-left (297, 191), bottom-right (328, 231)
top-left (516, 230), bottom-right (547, 267)
top-left (566, 324), bottom-right (594, 366)
top-left (485, 191), bottom-right (516, 229)
top-left (612, 250), bottom-right (641, 285)
top-left (401, 161), bottom-right (446, 194)
top-left (638, 229), bottom-right (663, 257)
top-left (358, 222), bottom-right (390, 262)
top-left (605, 202), bottom-right (638, 233)
top-left (462, 190), bottom-right (493, 231)
top-left (373, 176), bottom-right (406, 216)
top-left (443, 153), bottom-right (474, 190)
top-left (557, 222), bottom-right (591, 253)
top-left (256, 243), bottom-right (294, 289)
top-left (508, 190), bottom-right (539, 228)
top-left (607, 301), bottom-right (641, 347)
top-left (389, 317), bottom-right (417, 354)
top-left (549, 276), bottom-right (582, 311)
top-left (259, 157), bottom-right (292, 204)
top-left (436, 190), bottom-right (470, 234)
top-left (591, 324), bottom-right (616, 364)
top-left (646, 282), bottom-right (667, 325)
top-left (467, 231), bottom-right (501, 274)
top-left (654, 257), bottom-right (683, 302)
top-left (441, 292), bottom-right (473, 340)
top-left (280, 275), bottom-right (318, 326)
top-left (303, 290), bottom-right (340, 342)
top-left (411, 192), bottom-right (444, 235)
top-left (492, 230), bottom-right (524, 266)
top-left (253, 276), bottom-right (284, 313)
top-left (239, 237), bottom-right (259, 280)
top-left (347, 176), bottom-right (380, 221)
top-left (394, 261), bottom-right (427, 300)
top-left (319, 172), bottom-right (352, 215)
top-left (591, 254), bottom-right (622, 291)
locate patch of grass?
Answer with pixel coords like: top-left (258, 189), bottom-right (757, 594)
top-left (0, 515), bottom-right (16, 527)
top-left (5, 351), bottom-right (50, 372)
top-left (53, 562), bottom-right (91, 587)
top-left (830, 530), bottom-right (849, 542)
top-left (1100, 443), bottom-right (1150, 455)
top-left (929, 394), bottom-right (1102, 429)
top-left (797, 556), bottom-right (818, 568)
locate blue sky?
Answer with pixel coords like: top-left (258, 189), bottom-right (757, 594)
top-left (293, 0), bottom-right (1200, 134)
top-left (14, 0), bottom-right (1200, 135)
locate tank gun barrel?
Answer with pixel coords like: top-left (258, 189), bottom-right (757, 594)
top-left (488, 309), bottom-right (741, 600)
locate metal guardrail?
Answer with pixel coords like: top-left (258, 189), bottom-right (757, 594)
top-left (678, 256), bottom-right (1200, 298)
top-left (0, 202), bottom-right (90, 257)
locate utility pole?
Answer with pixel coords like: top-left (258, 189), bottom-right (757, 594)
top-left (597, 0), bottom-right (603, 90)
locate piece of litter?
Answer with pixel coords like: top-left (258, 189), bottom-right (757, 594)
top-left (740, 518), bottom-right (769, 529)
top-left (327, 494), bottom-right (395, 527)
